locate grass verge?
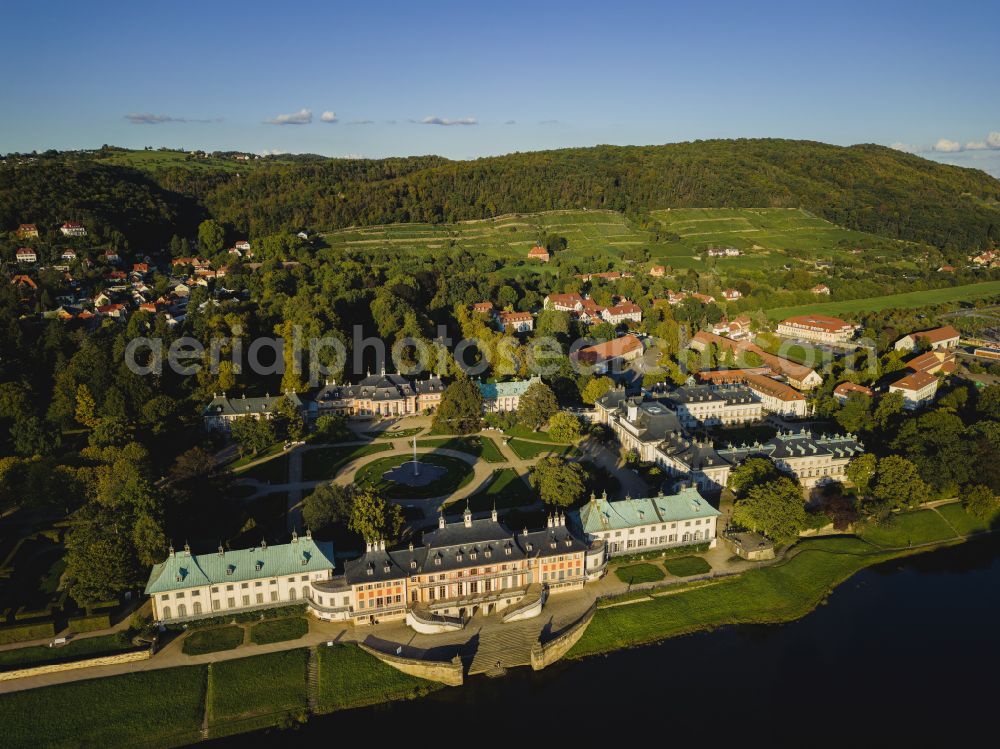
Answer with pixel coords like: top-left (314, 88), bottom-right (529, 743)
top-left (315, 643), bottom-right (439, 712)
top-left (301, 443), bottom-right (392, 481)
top-left (207, 649), bottom-right (308, 734)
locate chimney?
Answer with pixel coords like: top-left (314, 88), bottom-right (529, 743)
top-left (366, 541), bottom-right (373, 553)
top-left (168, 544), bottom-right (175, 558)
top-left (463, 506), bottom-right (473, 528)
top-left (547, 514), bottom-right (553, 528)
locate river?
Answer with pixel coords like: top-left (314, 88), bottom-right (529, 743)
top-left (221, 536), bottom-right (1000, 743)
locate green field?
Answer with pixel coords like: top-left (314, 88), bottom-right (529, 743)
top-left (935, 501), bottom-right (995, 536)
top-left (0, 665), bottom-right (208, 749)
top-left (249, 616), bottom-right (309, 645)
top-left (238, 453), bottom-right (289, 483)
top-left (857, 510), bottom-right (959, 548)
top-left (182, 625), bottom-right (245, 655)
top-left (95, 148), bottom-right (295, 174)
top-left (613, 563), bottom-right (666, 585)
top-left (316, 644), bottom-right (439, 712)
top-left (765, 280), bottom-right (1000, 320)
top-left (208, 649), bottom-right (309, 730)
top-left (416, 435), bottom-right (505, 462)
top-left (301, 443), bottom-right (392, 481)
top-left (459, 468), bottom-right (537, 512)
top-left (503, 425), bottom-right (568, 443)
top-left (663, 556), bottom-right (712, 577)
top-left (508, 438), bottom-right (578, 460)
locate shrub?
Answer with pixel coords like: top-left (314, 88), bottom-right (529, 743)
top-left (182, 625), bottom-right (244, 656)
top-left (68, 612), bottom-right (112, 633)
top-left (0, 620), bottom-right (56, 645)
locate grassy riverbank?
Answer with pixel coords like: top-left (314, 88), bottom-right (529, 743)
top-left (568, 508), bottom-right (986, 660)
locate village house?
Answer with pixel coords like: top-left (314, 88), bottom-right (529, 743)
top-left (893, 325), bottom-right (961, 352)
top-left (15, 247), bottom-right (37, 263)
top-left (61, 248), bottom-right (77, 261)
top-left (16, 223), bottom-right (39, 239)
top-left (572, 334), bottom-right (644, 373)
top-left (889, 370), bottom-right (939, 410)
top-left (543, 292), bottom-right (585, 313)
top-left (711, 314), bottom-right (752, 339)
top-left (601, 299), bottom-right (642, 325)
top-left (471, 301), bottom-right (494, 315)
top-left (497, 310), bottom-right (534, 333)
top-left (707, 247), bottom-right (740, 257)
top-left (60, 222), bottom-right (87, 237)
top-left (145, 533), bottom-right (336, 623)
top-left (775, 314), bottom-right (856, 343)
top-left (811, 284), bottom-right (831, 295)
top-left (722, 288), bottom-right (742, 301)
top-left (833, 381), bottom-right (875, 404)
top-left (649, 265), bottom-right (666, 277)
top-left (527, 245), bottom-right (550, 262)
top-left (314, 370), bottom-right (444, 418)
top-left (573, 486), bottom-right (720, 556)
top-left (478, 376), bottom-right (541, 412)
top-left (235, 240), bottom-right (251, 252)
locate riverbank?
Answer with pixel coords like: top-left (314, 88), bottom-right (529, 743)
top-left (0, 506), bottom-right (993, 748)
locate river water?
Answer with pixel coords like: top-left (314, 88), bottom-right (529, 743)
top-left (226, 536), bottom-right (1000, 743)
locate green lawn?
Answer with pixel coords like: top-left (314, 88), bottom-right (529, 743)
top-left (301, 443), bottom-right (392, 481)
top-left (229, 442), bottom-right (285, 470)
top-left (0, 631), bottom-right (137, 670)
top-left (249, 616), bottom-right (309, 645)
top-left (664, 556), bottom-right (712, 577)
top-left (208, 649), bottom-right (308, 728)
top-left (570, 535), bottom-right (892, 659)
top-left (508, 438), bottom-right (578, 460)
top-left (368, 427), bottom-right (424, 439)
top-left (460, 468), bottom-right (537, 512)
top-left (182, 625), bottom-right (244, 656)
top-left (504, 424), bottom-right (568, 443)
top-left (238, 454), bottom-right (289, 484)
top-left (857, 510), bottom-right (958, 548)
top-left (935, 502), bottom-right (995, 536)
top-left (316, 644), bottom-right (439, 712)
top-left (0, 665), bottom-right (207, 749)
top-left (613, 563), bottom-right (666, 585)
top-left (765, 280), bottom-right (1000, 320)
top-left (416, 435), bottom-right (505, 462)
top-left (354, 453), bottom-right (474, 499)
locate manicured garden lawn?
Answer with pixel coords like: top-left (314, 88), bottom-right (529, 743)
top-left (368, 427), bottom-right (423, 439)
top-left (664, 556), bottom-right (712, 577)
top-left (0, 665), bottom-right (207, 749)
top-left (302, 443), bottom-right (392, 480)
top-left (417, 436), bottom-right (504, 462)
top-left (229, 442), bottom-right (285, 470)
top-left (316, 644), bottom-right (439, 712)
top-left (613, 563), bottom-right (665, 585)
top-left (858, 510), bottom-right (957, 548)
top-left (250, 616), bottom-right (309, 645)
top-left (182, 625), bottom-right (244, 655)
top-left (508, 438), bottom-right (578, 460)
top-left (503, 424), bottom-right (568, 443)
top-left (239, 454), bottom-right (289, 484)
top-left (935, 502), bottom-right (994, 536)
top-left (208, 649), bottom-right (309, 726)
top-left (355, 453), bottom-right (474, 499)
top-left (462, 469), bottom-right (536, 512)
top-left (0, 631), bottom-right (137, 670)
top-left (570, 535), bottom-right (890, 659)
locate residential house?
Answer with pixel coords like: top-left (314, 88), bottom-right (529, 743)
top-left (471, 301), bottom-right (494, 315)
top-left (707, 247), bottom-right (740, 257)
top-left (601, 300), bottom-right (642, 325)
top-left (498, 311), bottom-right (533, 333)
top-left (649, 265), bottom-right (666, 277)
top-left (893, 325), bottom-right (961, 352)
top-left (527, 246), bottom-right (550, 262)
top-left (811, 284), bottom-right (831, 295)
top-left (60, 222), bottom-right (87, 237)
top-left (722, 288), bottom-right (742, 301)
top-left (16, 224), bottom-right (39, 239)
top-left (833, 382), bottom-right (874, 404)
top-left (61, 248), bottom-right (77, 261)
top-left (15, 247), bottom-right (36, 263)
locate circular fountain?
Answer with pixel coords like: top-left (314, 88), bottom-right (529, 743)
top-left (381, 437), bottom-right (447, 487)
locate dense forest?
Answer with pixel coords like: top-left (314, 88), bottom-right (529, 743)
top-left (4, 139), bottom-right (1000, 252)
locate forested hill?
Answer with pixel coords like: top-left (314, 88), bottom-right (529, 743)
top-left (4, 139), bottom-right (1000, 251)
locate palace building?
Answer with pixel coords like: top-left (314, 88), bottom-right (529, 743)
top-left (313, 369), bottom-right (445, 418)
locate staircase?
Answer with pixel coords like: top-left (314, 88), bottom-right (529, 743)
top-left (306, 647), bottom-right (320, 711)
top-left (468, 622), bottom-right (540, 677)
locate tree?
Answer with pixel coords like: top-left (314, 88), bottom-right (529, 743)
top-left (74, 384), bottom-right (100, 429)
top-left (348, 488), bottom-right (403, 542)
top-left (846, 453), bottom-right (877, 496)
top-left (977, 384), bottom-right (1000, 420)
top-left (230, 416), bottom-right (276, 456)
top-left (873, 391), bottom-right (904, 430)
top-left (64, 505), bottom-right (137, 604)
top-left (303, 483), bottom-right (354, 531)
top-left (581, 376), bottom-right (613, 405)
top-left (548, 412), bottom-right (581, 443)
top-left (963, 484), bottom-right (999, 523)
top-left (872, 455), bottom-right (929, 510)
top-left (11, 415), bottom-right (60, 456)
top-left (274, 396), bottom-right (306, 441)
top-left (835, 392), bottom-right (871, 433)
top-left (518, 380), bottom-right (558, 431)
top-left (197, 219), bottom-right (225, 255)
top-left (732, 477), bottom-right (807, 544)
top-left (529, 457), bottom-right (587, 507)
top-left (431, 375), bottom-right (482, 435)
top-left (728, 457), bottom-right (780, 495)
top-left (89, 416), bottom-right (129, 448)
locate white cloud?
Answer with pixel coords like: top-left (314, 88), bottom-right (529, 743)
top-left (933, 138), bottom-right (962, 153)
top-left (126, 113), bottom-right (218, 125)
top-left (421, 116), bottom-right (477, 126)
top-left (890, 142), bottom-right (919, 153)
top-left (264, 108), bottom-right (313, 125)
top-left (966, 141), bottom-right (988, 150)
top-left (989, 132), bottom-right (1000, 149)
top-left (320, 111), bottom-right (338, 123)
top-left (259, 148), bottom-right (288, 156)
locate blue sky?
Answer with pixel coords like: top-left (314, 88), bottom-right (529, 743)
top-left (2, 0), bottom-right (999, 175)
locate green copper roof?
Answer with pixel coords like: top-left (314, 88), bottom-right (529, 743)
top-left (144, 537), bottom-right (335, 594)
top-left (578, 486), bottom-right (719, 534)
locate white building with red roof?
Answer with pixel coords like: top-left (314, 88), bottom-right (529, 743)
top-left (527, 246), bottom-right (550, 262)
top-left (776, 314), bottom-right (857, 343)
top-left (893, 326), bottom-right (960, 352)
top-left (60, 222), bottom-right (87, 237)
top-left (15, 247), bottom-right (37, 263)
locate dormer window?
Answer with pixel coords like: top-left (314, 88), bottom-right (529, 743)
top-left (470, 552), bottom-right (477, 560)
top-left (434, 557), bottom-right (442, 566)
top-left (485, 550), bottom-right (492, 558)
top-left (410, 560), bottom-right (417, 569)
top-left (226, 565), bottom-right (235, 575)
top-left (505, 547), bottom-right (512, 556)
top-left (456, 554), bottom-right (463, 563)
top-left (366, 567), bottom-right (374, 576)
top-left (255, 561), bottom-right (263, 571)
